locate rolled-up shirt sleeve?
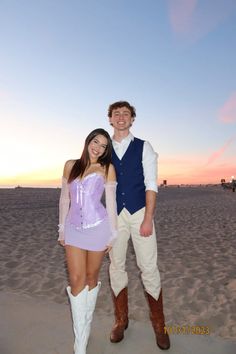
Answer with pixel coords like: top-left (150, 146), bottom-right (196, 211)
top-left (142, 141), bottom-right (158, 192)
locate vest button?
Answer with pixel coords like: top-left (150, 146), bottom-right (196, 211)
top-left (123, 202), bottom-right (126, 206)
top-left (122, 192), bottom-right (125, 195)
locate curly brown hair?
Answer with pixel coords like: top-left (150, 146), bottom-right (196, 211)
top-left (108, 101), bottom-right (136, 118)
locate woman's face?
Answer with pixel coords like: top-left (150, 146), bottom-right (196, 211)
top-left (88, 134), bottom-right (108, 162)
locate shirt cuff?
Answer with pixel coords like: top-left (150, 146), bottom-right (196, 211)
top-left (145, 183), bottom-right (158, 192)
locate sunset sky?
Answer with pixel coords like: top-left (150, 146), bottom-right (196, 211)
top-left (0, 0), bottom-right (236, 187)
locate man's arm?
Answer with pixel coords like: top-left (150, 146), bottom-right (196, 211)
top-left (140, 141), bottom-right (158, 237)
top-left (139, 190), bottom-right (157, 237)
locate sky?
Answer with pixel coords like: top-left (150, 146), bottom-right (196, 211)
top-left (0, 0), bottom-right (236, 187)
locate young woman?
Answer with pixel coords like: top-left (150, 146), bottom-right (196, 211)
top-left (58, 128), bottom-right (117, 354)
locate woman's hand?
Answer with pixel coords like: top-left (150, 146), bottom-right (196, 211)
top-left (58, 240), bottom-right (65, 247)
top-left (105, 244), bottom-right (112, 253)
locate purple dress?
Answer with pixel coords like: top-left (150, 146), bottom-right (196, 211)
top-left (64, 173), bottom-right (112, 251)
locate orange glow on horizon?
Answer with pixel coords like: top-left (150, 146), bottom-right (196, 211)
top-left (0, 167), bottom-right (62, 188)
top-left (1, 162), bottom-right (235, 188)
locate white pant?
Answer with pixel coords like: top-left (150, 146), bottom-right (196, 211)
top-left (109, 208), bottom-right (161, 300)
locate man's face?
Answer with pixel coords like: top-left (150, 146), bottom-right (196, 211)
top-left (109, 106), bottom-right (134, 131)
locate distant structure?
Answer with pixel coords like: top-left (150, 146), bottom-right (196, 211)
top-left (221, 178), bottom-right (235, 192)
top-left (232, 177), bottom-right (235, 192)
top-left (163, 180), bottom-right (167, 187)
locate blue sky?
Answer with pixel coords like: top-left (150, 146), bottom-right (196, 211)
top-left (0, 0), bottom-right (236, 186)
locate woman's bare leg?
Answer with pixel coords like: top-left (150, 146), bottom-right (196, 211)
top-left (86, 250), bottom-right (105, 289)
top-left (65, 245), bottom-right (87, 295)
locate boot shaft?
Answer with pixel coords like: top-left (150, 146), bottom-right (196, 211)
top-left (112, 287), bottom-right (128, 322)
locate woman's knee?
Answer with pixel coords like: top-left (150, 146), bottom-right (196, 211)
top-left (86, 271), bottom-right (99, 287)
top-left (69, 273), bottom-right (86, 289)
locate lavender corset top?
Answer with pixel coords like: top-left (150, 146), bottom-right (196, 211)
top-left (67, 173), bottom-right (107, 230)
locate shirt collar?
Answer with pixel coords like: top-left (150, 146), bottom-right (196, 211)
top-left (112, 132), bottom-right (134, 145)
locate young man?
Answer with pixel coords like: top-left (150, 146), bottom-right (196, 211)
top-left (108, 101), bottom-right (170, 350)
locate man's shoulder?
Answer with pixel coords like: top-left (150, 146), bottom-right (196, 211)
top-left (133, 137), bottom-right (157, 155)
top-left (133, 136), bottom-right (145, 143)
top-left (134, 136), bottom-right (154, 147)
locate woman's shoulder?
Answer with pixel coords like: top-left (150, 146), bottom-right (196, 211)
top-left (63, 159), bottom-right (77, 178)
top-left (65, 159), bottom-right (77, 168)
top-left (106, 163), bottom-right (116, 182)
top-left (108, 163), bottom-right (116, 172)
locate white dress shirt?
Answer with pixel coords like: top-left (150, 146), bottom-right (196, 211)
top-left (112, 133), bottom-right (158, 192)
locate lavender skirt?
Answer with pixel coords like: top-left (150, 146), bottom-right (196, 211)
top-left (64, 216), bottom-right (111, 251)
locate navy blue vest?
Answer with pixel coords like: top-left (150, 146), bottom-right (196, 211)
top-left (112, 137), bottom-right (146, 215)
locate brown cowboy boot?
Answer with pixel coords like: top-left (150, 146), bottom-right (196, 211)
top-left (110, 287), bottom-right (129, 343)
top-left (145, 289), bottom-right (170, 350)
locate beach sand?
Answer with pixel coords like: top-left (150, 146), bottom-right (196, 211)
top-left (0, 186), bottom-right (235, 353)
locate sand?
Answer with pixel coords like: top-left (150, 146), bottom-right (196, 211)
top-left (0, 185), bottom-right (235, 353)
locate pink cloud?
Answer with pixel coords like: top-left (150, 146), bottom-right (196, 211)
top-left (219, 92), bottom-right (236, 123)
top-left (159, 149), bottom-right (236, 184)
top-left (206, 136), bottom-right (236, 166)
top-left (167, 0), bottom-right (197, 33)
top-left (191, 162), bottom-right (236, 183)
top-left (159, 159), bottom-right (236, 185)
top-left (160, 156), bottom-right (197, 165)
top-left (167, 0), bottom-right (236, 41)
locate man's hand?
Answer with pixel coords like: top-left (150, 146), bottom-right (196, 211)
top-left (139, 190), bottom-right (156, 237)
top-left (139, 219), bottom-right (153, 237)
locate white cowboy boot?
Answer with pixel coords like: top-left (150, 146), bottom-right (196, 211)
top-left (67, 285), bottom-right (89, 354)
top-left (84, 282), bottom-right (101, 348)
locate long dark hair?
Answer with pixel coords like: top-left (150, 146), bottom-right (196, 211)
top-left (68, 128), bottom-right (112, 183)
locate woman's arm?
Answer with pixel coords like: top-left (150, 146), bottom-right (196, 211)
top-left (58, 160), bottom-right (75, 245)
top-left (105, 164), bottom-right (118, 252)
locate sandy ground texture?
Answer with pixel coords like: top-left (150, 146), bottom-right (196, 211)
top-left (0, 291), bottom-right (235, 354)
top-left (0, 185), bottom-right (236, 353)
